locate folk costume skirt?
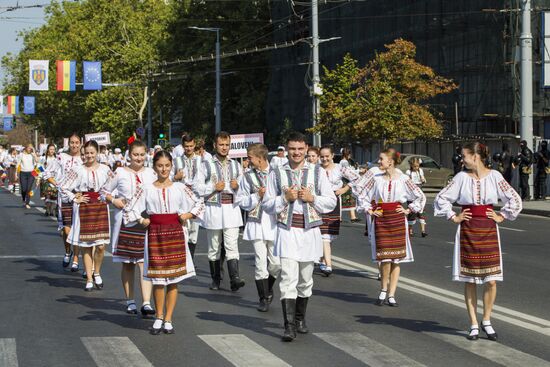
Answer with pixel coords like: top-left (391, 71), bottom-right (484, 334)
top-left (67, 192), bottom-right (110, 247)
top-left (453, 205), bottom-right (502, 284)
top-left (144, 213), bottom-right (195, 285)
top-left (371, 202), bottom-right (413, 263)
top-left (320, 196), bottom-right (341, 240)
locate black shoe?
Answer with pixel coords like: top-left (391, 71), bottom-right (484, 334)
top-left (375, 290), bottom-right (387, 306)
top-left (188, 242), bottom-right (197, 261)
top-left (93, 274), bottom-right (104, 289)
top-left (295, 297), bottom-right (309, 334)
top-left (467, 327), bottom-right (479, 341)
top-left (163, 322), bottom-right (175, 335)
top-left (481, 323), bottom-right (498, 341)
top-left (267, 275), bottom-right (276, 304)
top-left (150, 319), bottom-right (163, 335)
top-left (421, 232), bottom-right (428, 238)
top-left (209, 260), bottom-right (221, 290)
top-left (140, 304), bottom-right (156, 318)
top-left (281, 299), bottom-right (297, 342)
top-left (126, 303), bottom-right (138, 315)
top-left (385, 296), bottom-right (398, 307)
top-left (227, 259), bottom-right (245, 292)
top-left (255, 279), bottom-right (269, 312)
top-left (62, 251), bottom-right (73, 268)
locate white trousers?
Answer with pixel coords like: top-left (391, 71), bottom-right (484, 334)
top-left (187, 220), bottom-right (199, 244)
top-left (253, 240), bottom-right (281, 280)
top-left (279, 258), bottom-right (313, 300)
top-left (207, 227), bottom-right (240, 261)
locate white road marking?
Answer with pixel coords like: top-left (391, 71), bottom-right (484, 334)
top-left (315, 332), bottom-right (426, 367)
top-left (426, 332), bottom-right (550, 366)
top-left (81, 337), bottom-right (152, 367)
top-left (0, 254), bottom-right (112, 259)
top-left (446, 241), bottom-right (455, 245)
top-left (194, 253), bottom-right (255, 256)
top-left (0, 339), bottom-right (18, 367)
top-left (332, 255), bottom-right (550, 336)
top-left (199, 334), bottom-right (290, 367)
top-left (498, 226), bottom-right (525, 232)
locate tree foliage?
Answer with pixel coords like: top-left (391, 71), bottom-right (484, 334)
top-left (311, 39), bottom-right (457, 144)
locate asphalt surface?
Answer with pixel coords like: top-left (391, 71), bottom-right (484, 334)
top-left (1, 186), bottom-right (549, 367)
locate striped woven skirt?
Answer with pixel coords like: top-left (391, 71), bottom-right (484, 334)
top-left (459, 205), bottom-right (501, 278)
top-left (146, 214), bottom-right (188, 279)
top-left (320, 197), bottom-right (341, 236)
top-left (61, 201), bottom-right (74, 227)
top-left (78, 192), bottom-right (110, 243)
top-left (374, 202), bottom-right (407, 261)
top-left (114, 224), bottom-right (147, 259)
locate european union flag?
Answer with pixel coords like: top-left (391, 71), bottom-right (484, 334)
top-left (23, 96), bottom-right (35, 114)
top-left (3, 116), bottom-right (13, 131)
top-left (83, 61), bottom-right (102, 90)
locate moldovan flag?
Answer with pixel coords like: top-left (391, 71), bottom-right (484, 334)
top-left (6, 96), bottom-right (19, 115)
top-left (29, 60), bottom-right (49, 91)
top-left (56, 60), bottom-right (76, 91)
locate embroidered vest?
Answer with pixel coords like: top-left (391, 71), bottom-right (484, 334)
top-left (274, 164), bottom-right (323, 229)
top-left (244, 169), bottom-right (267, 222)
top-left (204, 158), bottom-right (239, 206)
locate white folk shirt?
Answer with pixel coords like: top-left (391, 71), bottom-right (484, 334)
top-left (172, 153), bottom-right (202, 187)
top-left (44, 153), bottom-right (83, 186)
top-left (406, 168), bottom-right (425, 186)
top-left (262, 162), bottom-right (337, 262)
top-left (358, 173), bottom-right (426, 213)
top-left (194, 155), bottom-right (244, 230)
top-left (235, 168), bottom-right (276, 242)
top-left (269, 156), bottom-right (288, 170)
top-left (324, 163), bottom-right (344, 191)
top-left (172, 144), bottom-right (184, 159)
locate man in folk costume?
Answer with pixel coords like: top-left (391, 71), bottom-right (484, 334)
top-left (43, 134), bottom-right (83, 271)
top-left (195, 131), bottom-right (245, 291)
top-left (236, 143), bottom-right (280, 312)
top-left (263, 132), bottom-right (337, 342)
top-left (172, 134), bottom-right (203, 259)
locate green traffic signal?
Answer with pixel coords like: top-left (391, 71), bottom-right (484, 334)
top-left (159, 133), bottom-right (165, 138)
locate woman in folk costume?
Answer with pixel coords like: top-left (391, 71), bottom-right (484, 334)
top-left (405, 157), bottom-right (428, 237)
top-left (103, 140), bottom-right (157, 317)
top-left (4, 148), bottom-right (19, 192)
top-left (60, 140), bottom-right (113, 291)
top-left (340, 147), bottom-right (361, 223)
top-left (317, 146), bottom-right (350, 276)
top-left (360, 149), bottom-right (426, 307)
top-left (124, 151), bottom-right (205, 335)
top-left (39, 144), bottom-right (58, 216)
top-left (434, 142), bottom-right (522, 341)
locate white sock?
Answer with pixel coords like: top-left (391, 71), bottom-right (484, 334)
top-left (482, 320), bottom-right (495, 334)
top-left (387, 296), bottom-right (397, 304)
top-left (126, 300), bottom-right (136, 310)
top-left (142, 303), bottom-right (153, 311)
top-left (163, 321), bottom-right (173, 331)
top-left (153, 319), bottom-right (163, 329)
top-left (378, 290), bottom-right (387, 300)
top-left (469, 325), bottom-right (479, 336)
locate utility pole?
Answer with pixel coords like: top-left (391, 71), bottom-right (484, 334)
top-left (147, 83), bottom-right (152, 148)
top-left (311, 0), bottom-right (321, 147)
top-left (520, 0), bottom-right (534, 198)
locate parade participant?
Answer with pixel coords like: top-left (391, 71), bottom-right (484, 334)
top-left (516, 140), bottom-right (533, 200)
top-left (60, 140), bottom-right (113, 291)
top-left (0, 145), bottom-right (7, 186)
top-left (534, 141), bottom-right (549, 200)
top-left (172, 134), bottom-right (202, 259)
top-left (340, 148), bottom-right (360, 223)
top-left (103, 140), bottom-right (157, 316)
top-left (98, 145), bottom-right (110, 166)
top-left (269, 146), bottom-right (288, 170)
top-left (318, 146), bottom-right (349, 276)
top-left (195, 131), bottom-right (245, 291)
top-left (40, 144), bottom-right (58, 216)
top-left (263, 132), bottom-right (337, 342)
top-left (406, 157), bottom-right (428, 237)
top-left (360, 149), bottom-right (426, 307)
top-left (124, 150), bottom-right (204, 335)
top-left (452, 144), bottom-right (463, 175)
top-left (492, 143), bottom-right (513, 184)
top-left (236, 143), bottom-right (280, 312)
top-left (5, 148), bottom-right (19, 192)
top-left (171, 132), bottom-right (191, 159)
top-left (434, 142), bottom-right (522, 341)
top-left (195, 138), bottom-right (213, 162)
top-left (44, 134), bottom-right (83, 270)
top-left (306, 146), bottom-right (320, 165)
top-left (110, 148), bottom-right (125, 170)
top-left (17, 144), bottom-right (39, 209)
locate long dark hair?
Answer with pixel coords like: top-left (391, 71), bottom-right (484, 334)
top-left (153, 150), bottom-right (172, 165)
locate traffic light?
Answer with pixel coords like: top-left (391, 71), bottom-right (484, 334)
top-left (159, 133), bottom-right (165, 139)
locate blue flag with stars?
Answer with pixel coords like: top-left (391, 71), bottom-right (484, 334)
top-left (83, 61), bottom-right (102, 90)
top-left (23, 96), bottom-right (35, 114)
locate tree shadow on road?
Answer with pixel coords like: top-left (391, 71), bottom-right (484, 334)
top-left (182, 289), bottom-right (258, 310)
top-left (78, 310), bottom-right (152, 331)
top-left (57, 294), bottom-right (126, 312)
top-left (354, 315), bottom-right (461, 335)
top-left (26, 275), bottom-right (84, 290)
top-left (313, 289), bottom-right (377, 304)
top-left (196, 311), bottom-right (281, 338)
top-left (16, 258), bottom-right (79, 277)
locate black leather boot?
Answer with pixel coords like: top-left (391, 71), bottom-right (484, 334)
top-left (281, 299), bottom-right (297, 342)
top-left (227, 259), bottom-right (245, 291)
top-left (267, 275), bottom-right (277, 304)
top-left (255, 279), bottom-right (269, 312)
top-left (188, 242), bottom-right (197, 260)
top-left (209, 260), bottom-right (221, 290)
top-left (295, 297), bottom-right (309, 334)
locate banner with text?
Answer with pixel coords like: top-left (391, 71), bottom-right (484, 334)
top-left (85, 132), bottom-right (111, 145)
top-left (229, 133), bottom-right (264, 158)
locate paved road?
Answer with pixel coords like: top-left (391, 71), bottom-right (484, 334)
top-left (1, 186), bottom-right (549, 366)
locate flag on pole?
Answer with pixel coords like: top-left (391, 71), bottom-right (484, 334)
top-left (83, 61), bottom-right (102, 90)
top-left (3, 116), bottom-right (13, 131)
top-left (23, 96), bottom-right (35, 114)
top-left (6, 96), bottom-right (19, 115)
top-left (29, 60), bottom-right (49, 91)
top-left (56, 60), bottom-right (76, 91)
top-left (31, 164), bottom-right (44, 177)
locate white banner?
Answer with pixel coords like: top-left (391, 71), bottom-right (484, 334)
top-left (229, 133), bottom-right (264, 158)
top-left (85, 132), bottom-right (111, 146)
top-left (63, 138), bottom-right (69, 149)
top-left (0, 95), bottom-right (3, 114)
top-left (29, 60), bottom-right (49, 91)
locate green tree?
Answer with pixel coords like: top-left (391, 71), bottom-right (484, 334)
top-left (311, 39), bottom-right (457, 144)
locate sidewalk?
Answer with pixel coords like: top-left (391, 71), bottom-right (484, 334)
top-left (424, 189), bottom-right (550, 218)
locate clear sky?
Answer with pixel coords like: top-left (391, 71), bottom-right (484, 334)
top-left (0, 0), bottom-right (47, 90)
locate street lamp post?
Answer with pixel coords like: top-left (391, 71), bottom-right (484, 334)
top-left (189, 26), bottom-right (222, 133)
